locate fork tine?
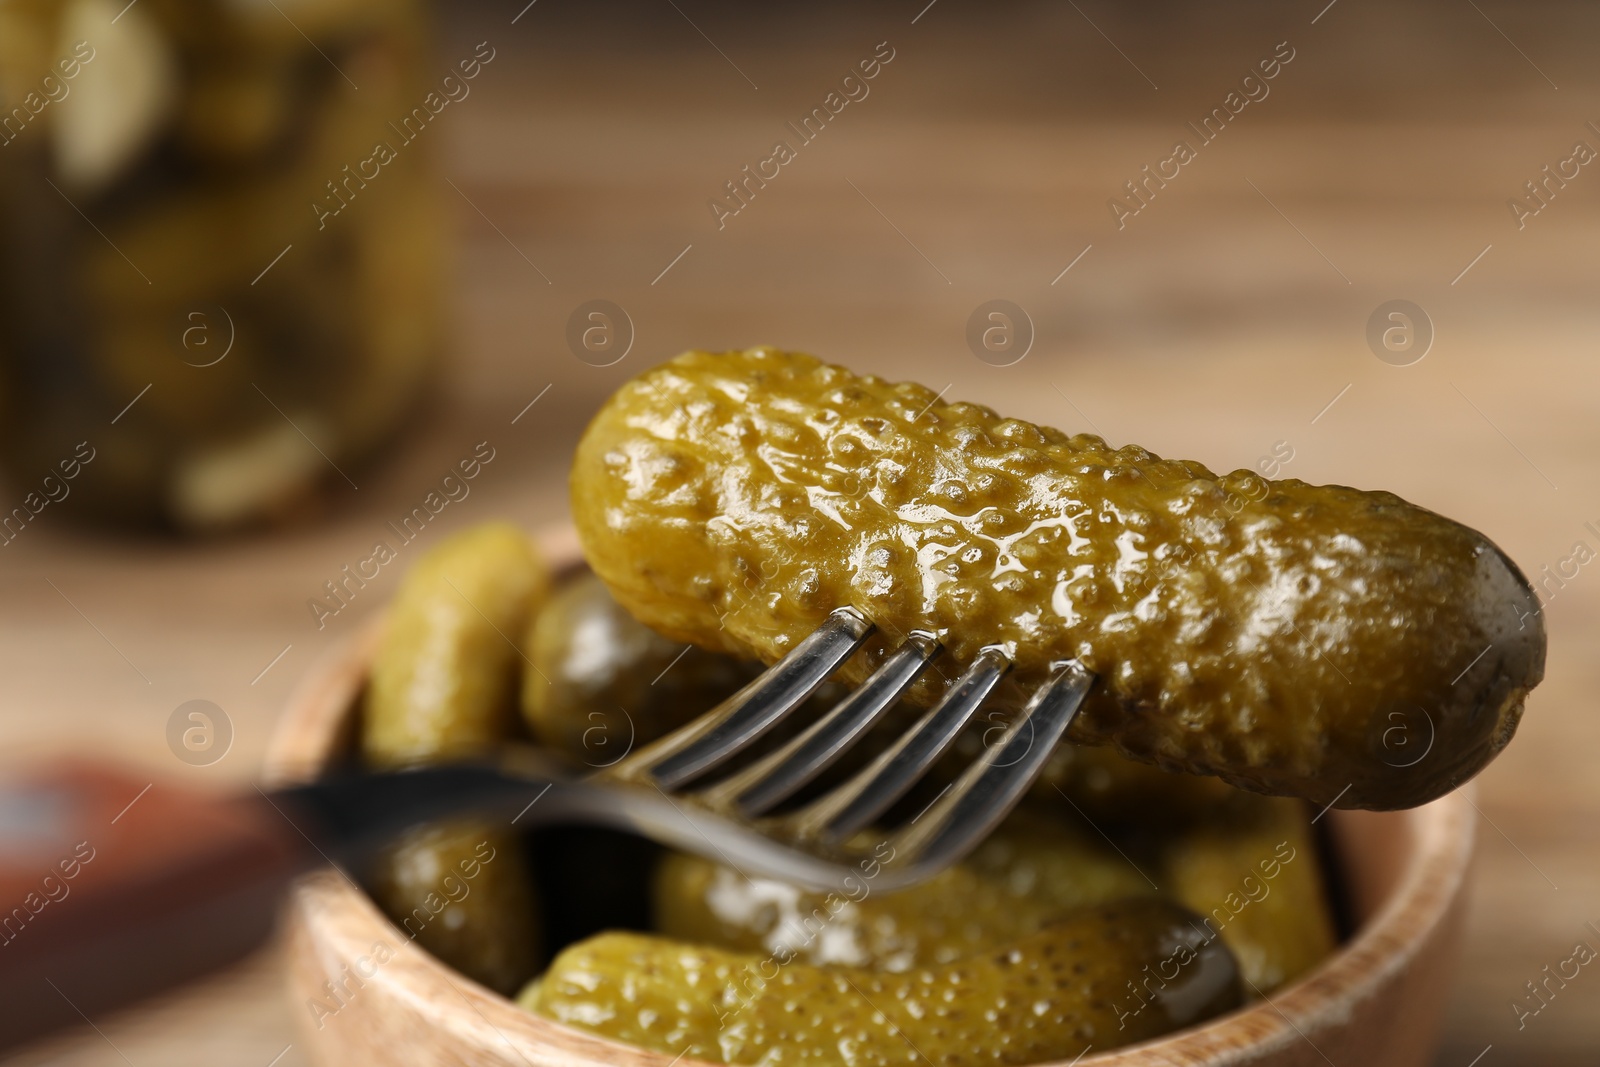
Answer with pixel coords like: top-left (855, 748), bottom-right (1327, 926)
top-left (792, 646), bottom-right (1011, 842)
top-left (644, 607), bottom-right (874, 790)
top-left (709, 631), bottom-right (942, 817)
top-left (890, 659), bottom-right (1094, 870)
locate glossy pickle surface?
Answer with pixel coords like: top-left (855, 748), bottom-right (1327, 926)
top-left (525, 897), bottom-right (1241, 1067)
top-left (571, 348), bottom-right (1546, 810)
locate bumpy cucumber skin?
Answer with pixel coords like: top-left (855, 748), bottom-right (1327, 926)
top-left (363, 522), bottom-right (549, 767)
top-left (571, 349), bottom-right (1545, 810)
top-left (653, 811), bottom-right (1155, 971)
top-left (527, 898), bottom-right (1240, 1066)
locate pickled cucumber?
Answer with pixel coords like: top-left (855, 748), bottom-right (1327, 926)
top-left (523, 572), bottom-right (758, 764)
top-left (363, 522), bottom-right (549, 767)
top-left (1159, 795), bottom-right (1336, 994)
top-left (571, 348), bottom-right (1545, 810)
top-left (367, 819), bottom-right (540, 995)
top-left (524, 898), bottom-right (1241, 1065)
top-left (362, 523), bottom-right (548, 993)
top-left (653, 810), bottom-right (1155, 970)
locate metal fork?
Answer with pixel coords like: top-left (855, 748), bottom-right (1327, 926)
top-left (291, 607), bottom-right (1095, 895)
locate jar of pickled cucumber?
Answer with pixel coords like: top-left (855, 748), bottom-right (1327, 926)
top-left (0, 0), bottom-right (443, 532)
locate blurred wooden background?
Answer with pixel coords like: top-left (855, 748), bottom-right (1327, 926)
top-left (3, 1), bottom-right (1598, 1064)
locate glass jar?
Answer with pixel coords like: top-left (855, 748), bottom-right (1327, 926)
top-left (0, 0), bottom-right (442, 532)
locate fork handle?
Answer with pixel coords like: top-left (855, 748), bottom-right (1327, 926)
top-left (0, 762), bottom-right (310, 1052)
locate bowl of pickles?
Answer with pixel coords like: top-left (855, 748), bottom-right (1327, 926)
top-left (269, 349), bottom-right (1542, 1067)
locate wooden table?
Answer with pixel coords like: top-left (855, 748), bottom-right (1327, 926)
top-left (3, 1), bottom-right (1596, 1063)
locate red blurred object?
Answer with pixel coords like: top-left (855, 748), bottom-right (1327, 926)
top-left (0, 764), bottom-right (303, 1050)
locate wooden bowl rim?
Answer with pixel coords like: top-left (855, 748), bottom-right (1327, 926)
top-left (267, 523), bottom-right (1476, 1067)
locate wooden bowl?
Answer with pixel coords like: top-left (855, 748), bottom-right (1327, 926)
top-left (266, 525), bottom-right (1475, 1067)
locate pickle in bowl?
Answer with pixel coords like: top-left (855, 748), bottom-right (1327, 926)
top-left (525, 897), bottom-right (1242, 1066)
top-left (653, 807), bottom-right (1156, 971)
top-left (522, 572), bottom-right (759, 765)
top-left (363, 522), bottom-right (549, 768)
top-left (361, 522), bottom-right (550, 993)
top-left (1159, 794), bottom-right (1338, 995)
top-left (366, 818), bottom-right (541, 996)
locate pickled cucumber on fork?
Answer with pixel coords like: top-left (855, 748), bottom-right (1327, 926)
top-left (570, 348), bottom-right (1546, 811)
top-left (524, 897), bottom-right (1241, 1065)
